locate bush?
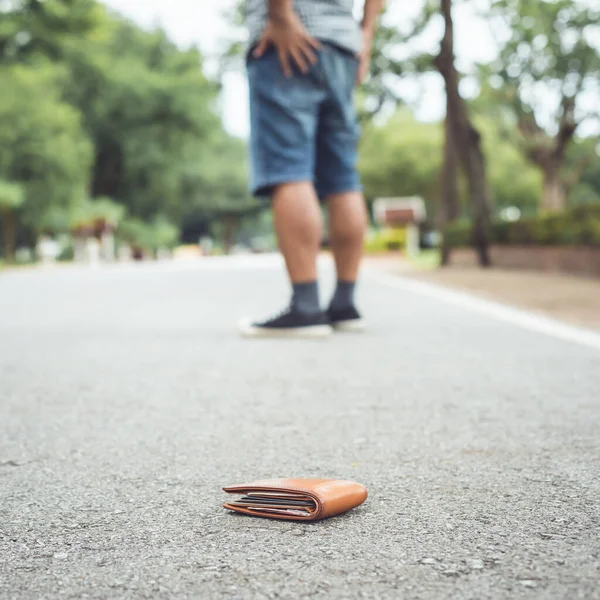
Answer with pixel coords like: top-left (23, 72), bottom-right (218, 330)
top-left (444, 220), bottom-right (472, 247)
top-left (446, 204), bottom-right (600, 249)
top-left (364, 228), bottom-right (407, 254)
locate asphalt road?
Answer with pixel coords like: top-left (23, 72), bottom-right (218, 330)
top-left (1, 256), bottom-right (599, 600)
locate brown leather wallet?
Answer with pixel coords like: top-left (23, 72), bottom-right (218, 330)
top-left (223, 478), bottom-right (368, 521)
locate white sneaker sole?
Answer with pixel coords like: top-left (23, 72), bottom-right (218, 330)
top-left (331, 319), bottom-right (366, 333)
top-left (239, 319), bottom-right (333, 338)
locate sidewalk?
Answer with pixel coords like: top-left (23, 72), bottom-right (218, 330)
top-left (367, 255), bottom-right (600, 332)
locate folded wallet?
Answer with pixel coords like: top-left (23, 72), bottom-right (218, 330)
top-left (223, 478), bottom-right (368, 521)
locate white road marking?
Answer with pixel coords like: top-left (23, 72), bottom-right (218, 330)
top-left (367, 270), bottom-right (600, 352)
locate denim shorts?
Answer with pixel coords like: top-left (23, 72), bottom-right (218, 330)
top-left (247, 43), bottom-right (361, 199)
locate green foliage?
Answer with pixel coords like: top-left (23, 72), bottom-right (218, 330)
top-left (62, 16), bottom-right (223, 222)
top-left (475, 117), bottom-right (543, 213)
top-left (0, 180), bottom-right (25, 211)
top-left (88, 197), bottom-right (125, 226)
top-left (0, 64), bottom-right (93, 231)
top-left (118, 218), bottom-right (147, 249)
top-left (443, 220), bottom-right (471, 248)
top-left (487, 0), bottom-right (600, 102)
top-left (359, 111), bottom-right (443, 215)
top-left (356, 2), bottom-right (438, 122)
top-left (118, 216), bottom-right (179, 253)
top-left (150, 216), bottom-right (179, 250)
top-left (359, 109), bottom-right (544, 218)
top-left (446, 204), bottom-right (600, 248)
top-left (481, 0), bottom-right (600, 181)
top-left (70, 197), bottom-right (125, 230)
top-left (0, 0), bottom-right (253, 257)
top-left (566, 138), bottom-right (600, 205)
top-left (0, 0), bottom-right (101, 63)
top-left (409, 249), bottom-right (441, 270)
top-left (569, 183), bottom-right (600, 207)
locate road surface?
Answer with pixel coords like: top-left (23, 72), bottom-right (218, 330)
top-left (1, 256), bottom-right (599, 599)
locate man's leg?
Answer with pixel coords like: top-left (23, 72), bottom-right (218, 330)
top-left (326, 191), bottom-right (368, 328)
top-left (240, 182), bottom-right (330, 336)
top-left (272, 181), bottom-right (323, 315)
top-left (327, 190), bottom-right (368, 282)
top-left (240, 48), bottom-right (332, 337)
top-left (314, 45), bottom-right (368, 330)
top-left (240, 181), bottom-right (331, 336)
top-left (273, 182), bottom-right (322, 283)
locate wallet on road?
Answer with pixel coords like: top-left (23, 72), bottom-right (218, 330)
top-left (223, 478), bottom-right (368, 521)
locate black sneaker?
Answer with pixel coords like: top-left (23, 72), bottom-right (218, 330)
top-left (239, 307), bottom-right (333, 338)
top-left (327, 305), bottom-right (366, 332)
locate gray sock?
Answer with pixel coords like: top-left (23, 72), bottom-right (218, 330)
top-left (291, 281), bottom-right (320, 314)
top-left (329, 280), bottom-right (356, 311)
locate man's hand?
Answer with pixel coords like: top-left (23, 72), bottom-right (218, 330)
top-left (253, 11), bottom-right (320, 77)
top-left (356, 28), bottom-right (374, 86)
top-left (357, 0), bottom-right (384, 85)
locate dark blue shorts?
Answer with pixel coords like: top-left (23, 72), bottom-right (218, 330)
top-left (247, 43), bottom-right (361, 200)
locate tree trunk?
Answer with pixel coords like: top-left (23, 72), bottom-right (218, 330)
top-left (541, 165), bottom-right (566, 212)
top-left (1, 210), bottom-right (16, 262)
top-left (92, 146), bottom-right (123, 198)
top-left (440, 114), bottom-right (459, 267)
top-left (222, 214), bottom-right (239, 254)
top-left (442, 115), bottom-right (460, 222)
top-left (464, 128), bottom-right (491, 266)
top-left (435, 0), bottom-right (491, 267)
top-left (519, 95), bottom-right (576, 213)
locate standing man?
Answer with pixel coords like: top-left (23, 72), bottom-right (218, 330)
top-left (241, 0), bottom-right (384, 337)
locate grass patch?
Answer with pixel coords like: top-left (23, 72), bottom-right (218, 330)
top-left (408, 249), bottom-right (441, 270)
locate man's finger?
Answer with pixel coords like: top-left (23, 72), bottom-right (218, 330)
top-left (253, 36), bottom-right (269, 58)
top-left (278, 49), bottom-right (292, 77)
top-left (291, 46), bottom-right (309, 73)
top-left (307, 36), bottom-right (321, 50)
top-left (300, 42), bottom-right (317, 65)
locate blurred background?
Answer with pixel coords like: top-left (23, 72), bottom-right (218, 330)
top-left (1, 0), bottom-right (599, 277)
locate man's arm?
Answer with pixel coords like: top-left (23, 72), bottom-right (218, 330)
top-left (267, 0), bottom-right (293, 23)
top-left (253, 0), bottom-right (320, 76)
top-left (362, 0), bottom-right (385, 36)
top-left (357, 0), bottom-right (385, 84)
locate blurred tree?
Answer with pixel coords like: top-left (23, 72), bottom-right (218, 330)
top-left (118, 218), bottom-right (148, 256)
top-left (70, 197), bottom-right (125, 237)
top-left (360, 109), bottom-right (542, 219)
top-left (181, 134), bottom-right (262, 252)
top-left (359, 110), bottom-right (443, 210)
top-left (149, 216), bottom-right (179, 251)
top-left (476, 117), bottom-right (543, 215)
top-left (0, 0), bottom-right (101, 63)
top-left (0, 64), bottom-right (92, 253)
top-left (62, 15), bottom-right (222, 223)
top-left (435, 0), bottom-right (492, 266)
top-left (563, 138), bottom-right (600, 205)
top-left (355, 6), bottom-right (437, 123)
top-left (482, 0), bottom-right (600, 211)
top-left (118, 215), bottom-right (179, 257)
top-left (1, 1), bottom-right (251, 258)
top-left (0, 179), bottom-right (24, 261)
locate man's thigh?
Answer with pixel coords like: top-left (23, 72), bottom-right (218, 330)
top-left (247, 50), bottom-right (323, 197)
top-left (314, 45), bottom-right (361, 200)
